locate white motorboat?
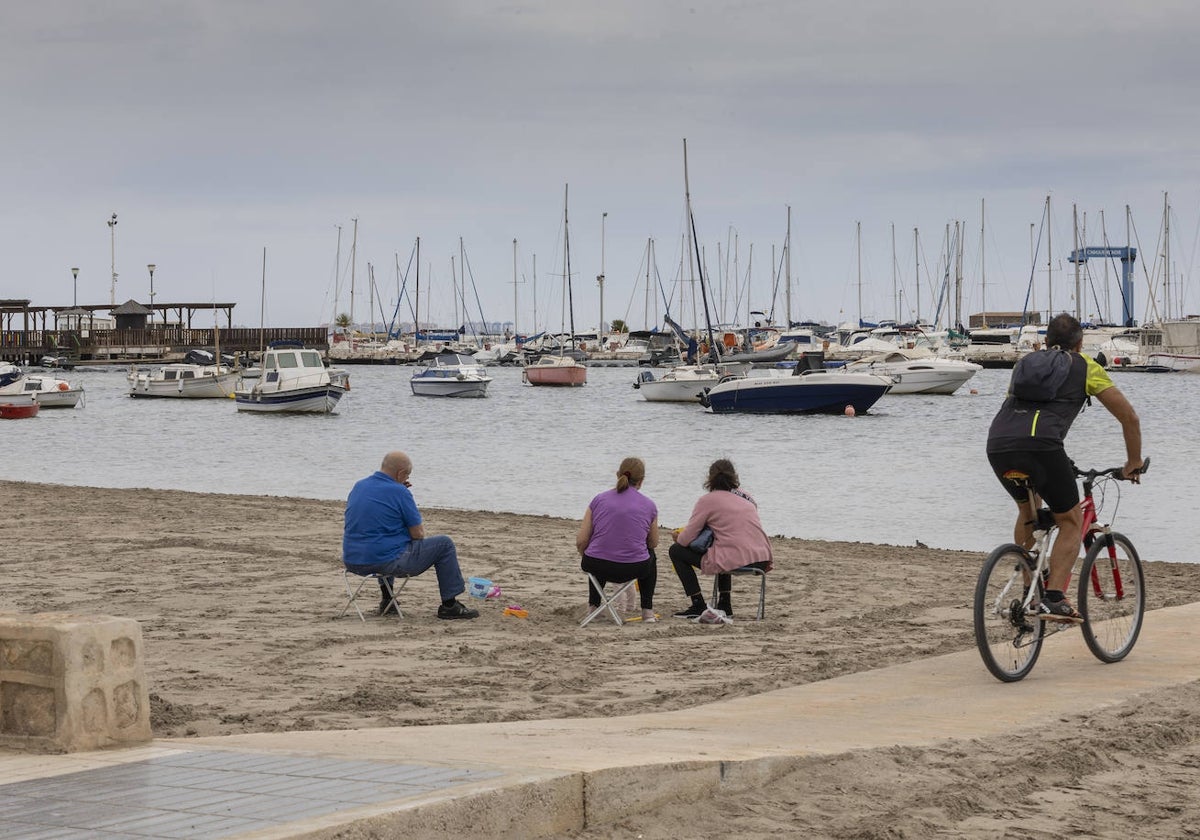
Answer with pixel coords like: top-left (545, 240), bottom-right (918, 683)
top-left (128, 363), bottom-right (238, 398)
top-left (0, 363), bottom-right (83, 408)
top-left (633, 362), bottom-right (749, 403)
top-left (234, 346), bottom-right (348, 414)
top-left (410, 351), bottom-right (492, 397)
top-left (836, 349), bottom-right (982, 395)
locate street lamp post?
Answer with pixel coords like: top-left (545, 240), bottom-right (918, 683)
top-left (107, 213), bottom-right (118, 306)
top-left (147, 264), bottom-right (156, 322)
top-left (71, 267), bottom-right (79, 308)
top-left (597, 211), bottom-right (607, 350)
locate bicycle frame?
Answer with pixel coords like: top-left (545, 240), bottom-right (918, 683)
top-left (1009, 467), bottom-right (1125, 619)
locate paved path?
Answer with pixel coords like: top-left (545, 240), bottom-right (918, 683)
top-left (4, 602), bottom-right (1200, 838)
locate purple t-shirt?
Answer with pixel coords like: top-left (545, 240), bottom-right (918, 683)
top-left (585, 487), bottom-right (658, 563)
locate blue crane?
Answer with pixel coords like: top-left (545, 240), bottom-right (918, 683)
top-left (1067, 246), bottom-right (1137, 327)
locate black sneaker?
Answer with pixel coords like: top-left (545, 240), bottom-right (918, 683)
top-left (437, 600), bottom-right (480, 620)
top-left (1036, 599), bottom-right (1084, 624)
top-left (716, 598), bottom-right (733, 617)
top-left (673, 602), bottom-right (706, 619)
top-left (378, 598), bottom-right (399, 617)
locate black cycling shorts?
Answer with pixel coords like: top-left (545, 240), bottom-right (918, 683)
top-left (987, 448), bottom-right (1079, 514)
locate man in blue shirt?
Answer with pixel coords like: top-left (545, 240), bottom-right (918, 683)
top-left (343, 451), bottom-right (479, 619)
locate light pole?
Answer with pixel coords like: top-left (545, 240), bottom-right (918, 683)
top-left (147, 264), bottom-right (156, 321)
top-left (71, 267), bottom-right (79, 308)
top-left (597, 211), bottom-right (607, 349)
top-left (107, 213), bottom-right (118, 306)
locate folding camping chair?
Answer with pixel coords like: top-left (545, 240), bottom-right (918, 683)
top-left (338, 566), bottom-right (412, 621)
top-left (710, 564), bottom-right (768, 621)
top-left (580, 572), bottom-right (638, 628)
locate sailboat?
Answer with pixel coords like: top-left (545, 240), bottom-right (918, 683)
top-left (524, 185), bottom-right (587, 386)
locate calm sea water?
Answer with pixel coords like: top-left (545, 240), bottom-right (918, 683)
top-left (3, 363), bottom-right (1195, 563)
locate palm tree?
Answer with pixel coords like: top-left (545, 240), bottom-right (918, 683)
top-left (611, 318), bottom-right (628, 334)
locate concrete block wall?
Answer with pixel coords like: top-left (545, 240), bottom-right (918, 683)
top-left (0, 613), bottom-right (152, 753)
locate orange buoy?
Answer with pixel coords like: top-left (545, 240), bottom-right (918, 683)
top-left (844, 405), bottom-right (856, 417)
top-left (58, 382), bottom-right (69, 391)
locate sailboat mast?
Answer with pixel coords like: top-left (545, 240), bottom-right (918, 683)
top-left (914, 227), bottom-right (920, 324)
top-left (414, 236), bottom-right (421, 344)
top-left (981, 199), bottom-right (987, 328)
top-left (1045, 195), bottom-right (1053, 321)
top-left (564, 184), bottom-right (577, 347)
top-left (259, 246), bottom-right (266, 356)
top-left (1164, 191), bottom-right (1171, 320)
top-left (891, 223), bottom-right (897, 324)
top-left (512, 238), bottom-right (518, 338)
top-left (785, 205), bottom-right (792, 327)
top-left (350, 218), bottom-right (358, 331)
top-left (856, 221), bottom-right (862, 327)
top-left (683, 138), bottom-right (718, 358)
top-left (1073, 204), bottom-right (1081, 320)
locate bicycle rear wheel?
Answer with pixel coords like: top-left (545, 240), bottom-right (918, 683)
top-left (1078, 532), bottom-right (1144, 663)
top-left (974, 544), bottom-right (1045, 682)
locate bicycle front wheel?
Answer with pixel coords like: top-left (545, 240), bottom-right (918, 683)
top-left (1078, 532), bottom-right (1144, 663)
top-left (974, 544), bottom-right (1045, 682)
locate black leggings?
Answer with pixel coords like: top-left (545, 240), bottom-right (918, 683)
top-left (581, 550), bottom-right (656, 609)
top-left (669, 542), bottom-right (769, 600)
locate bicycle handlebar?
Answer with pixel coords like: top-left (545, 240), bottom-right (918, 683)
top-left (1073, 457), bottom-right (1150, 482)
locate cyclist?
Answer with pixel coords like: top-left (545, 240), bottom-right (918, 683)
top-left (986, 313), bottom-right (1143, 622)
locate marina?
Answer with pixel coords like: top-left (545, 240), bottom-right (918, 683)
top-left (1, 362), bottom-right (1194, 564)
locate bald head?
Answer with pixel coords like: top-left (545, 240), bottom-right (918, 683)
top-left (381, 451), bottom-right (412, 482)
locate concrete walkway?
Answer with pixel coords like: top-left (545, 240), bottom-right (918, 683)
top-left (4, 602), bottom-right (1200, 839)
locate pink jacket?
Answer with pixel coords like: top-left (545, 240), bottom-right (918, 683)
top-left (677, 489), bottom-right (773, 575)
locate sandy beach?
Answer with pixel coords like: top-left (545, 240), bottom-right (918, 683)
top-left (5, 479), bottom-right (1200, 837)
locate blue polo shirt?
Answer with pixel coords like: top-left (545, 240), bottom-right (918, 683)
top-left (342, 471), bottom-right (423, 566)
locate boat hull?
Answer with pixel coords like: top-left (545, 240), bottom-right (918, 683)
top-left (0, 402), bottom-right (39, 419)
top-left (703, 372), bottom-right (891, 415)
top-left (128, 371), bottom-right (239, 398)
top-left (234, 385), bottom-right (346, 413)
top-left (523, 362), bottom-right (587, 386)
top-left (637, 378), bottom-right (715, 402)
top-left (410, 379), bottom-right (490, 397)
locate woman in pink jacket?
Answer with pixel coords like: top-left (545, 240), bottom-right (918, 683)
top-left (670, 459), bottom-right (773, 618)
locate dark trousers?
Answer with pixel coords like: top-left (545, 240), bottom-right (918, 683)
top-left (581, 549), bottom-right (657, 609)
top-left (669, 542), bottom-right (725, 599)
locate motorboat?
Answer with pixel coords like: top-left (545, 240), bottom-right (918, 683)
top-left (523, 354), bottom-right (587, 386)
top-left (700, 368), bottom-right (893, 415)
top-left (633, 362), bottom-right (748, 403)
top-left (835, 349), bottom-right (982, 395)
top-left (234, 346), bottom-right (348, 413)
top-left (0, 402), bottom-right (39, 419)
top-left (0, 363), bottom-right (83, 408)
top-left (128, 362), bottom-right (238, 398)
top-left (410, 351), bottom-right (492, 397)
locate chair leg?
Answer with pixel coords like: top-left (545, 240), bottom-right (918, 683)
top-left (339, 570), bottom-right (369, 622)
top-left (580, 575), bottom-right (635, 627)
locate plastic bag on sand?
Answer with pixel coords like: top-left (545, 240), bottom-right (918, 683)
top-left (697, 606), bottom-right (732, 625)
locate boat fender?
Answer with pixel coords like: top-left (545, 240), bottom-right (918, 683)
top-left (58, 382), bottom-right (68, 391)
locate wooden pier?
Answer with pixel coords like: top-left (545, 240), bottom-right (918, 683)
top-left (0, 298), bottom-right (328, 364)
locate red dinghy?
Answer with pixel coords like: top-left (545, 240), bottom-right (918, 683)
top-left (0, 402), bottom-right (39, 419)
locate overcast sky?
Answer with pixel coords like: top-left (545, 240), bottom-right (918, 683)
top-left (3, 1), bottom-right (1198, 332)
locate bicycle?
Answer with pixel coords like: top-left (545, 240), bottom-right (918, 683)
top-left (974, 458), bottom-right (1149, 682)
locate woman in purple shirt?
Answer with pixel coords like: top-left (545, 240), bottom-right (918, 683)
top-left (670, 458), bottom-right (773, 618)
top-left (576, 457), bottom-right (660, 622)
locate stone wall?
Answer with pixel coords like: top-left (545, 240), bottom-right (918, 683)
top-left (0, 613), bottom-right (151, 753)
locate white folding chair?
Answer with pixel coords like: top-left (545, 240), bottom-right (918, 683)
top-left (710, 565), bottom-right (768, 621)
top-left (339, 567), bottom-right (411, 621)
top-left (580, 573), bottom-right (638, 627)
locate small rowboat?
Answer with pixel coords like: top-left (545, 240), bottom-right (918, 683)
top-left (0, 402), bottom-right (39, 419)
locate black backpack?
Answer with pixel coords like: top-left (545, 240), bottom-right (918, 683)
top-left (1009, 349), bottom-right (1073, 401)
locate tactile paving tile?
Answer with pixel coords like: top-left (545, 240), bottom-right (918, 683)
top-left (0, 749), bottom-right (498, 839)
